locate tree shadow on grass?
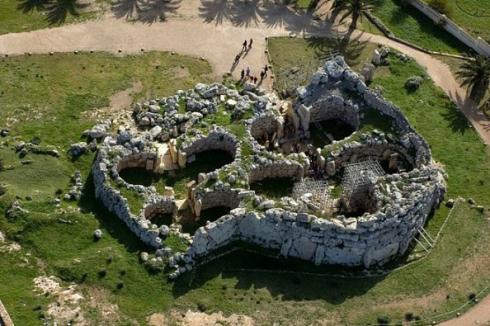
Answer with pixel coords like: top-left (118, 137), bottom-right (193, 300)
top-left (441, 101), bottom-right (472, 134)
top-left (388, 0), bottom-right (409, 25)
top-left (394, 0), bottom-right (469, 53)
top-left (45, 0), bottom-right (89, 25)
top-left (305, 33), bottom-right (368, 67)
top-left (17, 0), bottom-right (50, 13)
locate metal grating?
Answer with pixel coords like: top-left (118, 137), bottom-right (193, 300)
top-left (341, 159), bottom-right (384, 198)
top-left (293, 178), bottom-right (333, 211)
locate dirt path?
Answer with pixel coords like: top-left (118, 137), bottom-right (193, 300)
top-left (0, 1), bottom-right (489, 144)
top-left (440, 294), bottom-right (490, 326)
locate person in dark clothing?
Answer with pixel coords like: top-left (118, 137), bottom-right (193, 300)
top-left (240, 69), bottom-right (245, 80)
top-left (242, 40), bottom-right (248, 51)
top-left (260, 70), bottom-right (265, 80)
top-left (249, 38), bottom-right (253, 50)
top-left (264, 64), bottom-right (269, 76)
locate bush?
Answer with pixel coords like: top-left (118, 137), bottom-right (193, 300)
top-left (0, 158), bottom-right (4, 171)
top-left (428, 0), bottom-right (451, 17)
top-left (405, 76), bottom-right (424, 92)
top-left (0, 184), bottom-right (6, 196)
top-left (197, 302), bottom-right (208, 312)
top-left (404, 312), bottom-right (414, 321)
top-left (377, 315), bottom-right (391, 325)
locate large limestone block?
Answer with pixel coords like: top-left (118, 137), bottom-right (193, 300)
top-left (169, 139), bottom-right (178, 164)
top-left (298, 104), bottom-right (311, 132)
top-left (194, 198), bottom-right (202, 219)
top-left (292, 236), bottom-right (317, 261)
top-left (238, 213), bottom-right (260, 238)
top-left (145, 159), bottom-right (154, 171)
top-left (314, 244), bottom-right (326, 265)
top-left (178, 151), bottom-right (187, 168)
top-left (363, 242), bottom-right (399, 268)
top-left (207, 220), bottom-right (237, 245)
top-left (326, 160), bottom-right (336, 176)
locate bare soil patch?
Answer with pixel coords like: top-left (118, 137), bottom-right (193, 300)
top-left (148, 310), bottom-right (255, 326)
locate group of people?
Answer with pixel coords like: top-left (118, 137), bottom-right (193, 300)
top-left (240, 64), bottom-right (269, 84)
top-left (232, 38), bottom-right (270, 85)
top-left (233, 38), bottom-right (254, 65)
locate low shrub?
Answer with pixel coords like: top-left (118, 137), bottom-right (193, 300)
top-left (377, 315), bottom-right (391, 325)
top-left (405, 76), bottom-right (424, 92)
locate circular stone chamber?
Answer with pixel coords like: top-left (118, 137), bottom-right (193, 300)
top-left (90, 56), bottom-right (446, 280)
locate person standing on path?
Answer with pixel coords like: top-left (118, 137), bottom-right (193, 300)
top-left (260, 70), bottom-right (265, 81)
top-left (249, 38), bottom-right (253, 50)
top-left (242, 40), bottom-right (248, 51)
top-left (246, 67), bottom-right (250, 78)
top-left (240, 69), bottom-right (245, 80)
top-left (264, 64), bottom-right (268, 76)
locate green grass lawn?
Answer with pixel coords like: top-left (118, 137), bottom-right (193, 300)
top-left (0, 51), bottom-right (211, 324)
top-left (368, 0), bottom-right (469, 54)
top-left (0, 0), bottom-right (99, 35)
top-left (445, 0), bottom-right (490, 43)
top-left (268, 37), bottom-right (377, 95)
top-left (0, 46), bottom-right (489, 325)
top-left (0, 52), bottom-right (211, 149)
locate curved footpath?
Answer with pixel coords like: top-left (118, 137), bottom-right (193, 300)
top-left (0, 7), bottom-right (489, 145)
top-left (0, 2), bottom-right (488, 323)
top-left (439, 294), bottom-right (490, 326)
top-left (0, 6), bottom-right (489, 144)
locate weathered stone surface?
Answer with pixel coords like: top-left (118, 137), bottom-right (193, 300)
top-left (69, 142), bottom-right (88, 158)
top-left (87, 57), bottom-right (446, 279)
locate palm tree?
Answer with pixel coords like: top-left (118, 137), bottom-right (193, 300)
top-left (480, 97), bottom-right (490, 116)
top-left (335, 0), bottom-right (374, 29)
top-left (456, 55), bottom-right (490, 102)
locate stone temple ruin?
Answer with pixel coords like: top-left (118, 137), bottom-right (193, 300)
top-left (88, 56), bottom-right (446, 279)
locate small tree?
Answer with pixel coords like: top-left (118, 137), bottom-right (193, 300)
top-left (337, 0), bottom-right (375, 29)
top-left (480, 98), bottom-right (490, 116)
top-left (456, 56), bottom-right (490, 102)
